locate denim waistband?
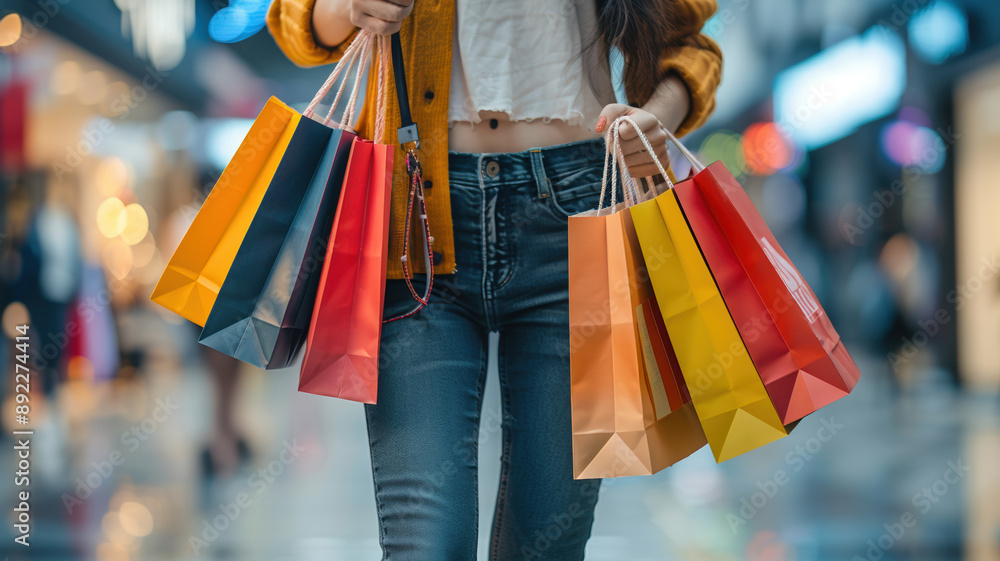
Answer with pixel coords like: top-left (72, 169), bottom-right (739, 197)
top-left (447, 138), bottom-right (607, 195)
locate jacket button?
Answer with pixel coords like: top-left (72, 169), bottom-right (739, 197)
top-left (424, 90), bottom-right (434, 101)
top-left (423, 179), bottom-right (433, 189)
top-left (432, 251), bottom-right (443, 265)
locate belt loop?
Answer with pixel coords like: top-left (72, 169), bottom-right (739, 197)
top-left (529, 149), bottom-right (552, 199)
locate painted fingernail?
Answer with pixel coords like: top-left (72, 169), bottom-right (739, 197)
top-left (596, 116), bottom-right (606, 133)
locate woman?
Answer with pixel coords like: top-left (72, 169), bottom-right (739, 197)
top-left (268, 0), bottom-right (721, 557)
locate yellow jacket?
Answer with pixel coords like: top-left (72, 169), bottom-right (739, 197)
top-left (267, 0), bottom-right (722, 278)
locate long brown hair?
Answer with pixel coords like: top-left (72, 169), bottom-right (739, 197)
top-left (595, 0), bottom-right (681, 104)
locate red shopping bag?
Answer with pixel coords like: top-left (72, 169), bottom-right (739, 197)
top-left (687, 162), bottom-right (859, 423)
top-left (299, 34), bottom-right (392, 403)
top-left (299, 138), bottom-right (392, 402)
top-left (655, 125), bottom-right (860, 424)
top-left (298, 32), bottom-right (433, 403)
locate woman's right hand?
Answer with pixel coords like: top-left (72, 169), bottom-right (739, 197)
top-left (313, 0), bottom-right (414, 48)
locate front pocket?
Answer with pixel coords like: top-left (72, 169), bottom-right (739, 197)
top-left (547, 180), bottom-right (606, 218)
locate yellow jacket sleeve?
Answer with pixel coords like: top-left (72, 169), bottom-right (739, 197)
top-left (266, 0), bottom-right (359, 67)
top-left (656, 0), bottom-right (723, 137)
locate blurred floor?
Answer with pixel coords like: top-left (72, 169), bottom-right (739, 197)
top-left (1, 307), bottom-right (998, 561)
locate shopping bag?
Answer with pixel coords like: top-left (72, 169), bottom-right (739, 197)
top-left (686, 160), bottom-right (860, 423)
top-left (618, 117), bottom-right (789, 462)
top-left (299, 33), bottom-right (394, 403)
top-left (151, 97), bottom-right (302, 326)
top-left (198, 126), bottom-right (355, 368)
top-left (636, 297), bottom-right (690, 419)
top-left (197, 36), bottom-right (374, 368)
top-left (570, 121), bottom-right (706, 479)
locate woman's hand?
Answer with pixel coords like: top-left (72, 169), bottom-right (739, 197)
top-left (313, 0), bottom-right (414, 47)
top-left (350, 0), bottom-right (414, 34)
top-left (596, 73), bottom-right (692, 178)
top-left (596, 105), bottom-right (671, 178)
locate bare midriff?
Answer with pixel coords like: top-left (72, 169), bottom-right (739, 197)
top-left (448, 111), bottom-right (602, 154)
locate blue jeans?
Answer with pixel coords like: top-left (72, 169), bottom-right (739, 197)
top-left (367, 138), bottom-right (611, 560)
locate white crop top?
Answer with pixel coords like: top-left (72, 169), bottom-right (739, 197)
top-left (448, 0), bottom-right (617, 130)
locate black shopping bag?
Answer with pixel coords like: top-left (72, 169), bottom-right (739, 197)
top-left (199, 117), bottom-right (356, 369)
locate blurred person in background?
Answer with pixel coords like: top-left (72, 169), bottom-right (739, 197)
top-left (159, 177), bottom-right (251, 480)
top-left (5, 172), bottom-right (82, 399)
top-left (269, 0), bottom-right (721, 557)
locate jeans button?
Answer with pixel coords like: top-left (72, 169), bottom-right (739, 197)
top-left (485, 160), bottom-right (500, 178)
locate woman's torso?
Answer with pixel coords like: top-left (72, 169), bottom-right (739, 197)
top-left (447, 0), bottom-right (616, 153)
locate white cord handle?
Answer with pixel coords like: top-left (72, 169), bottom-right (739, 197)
top-left (612, 115), bottom-right (707, 196)
top-left (596, 115), bottom-right (708, 212)
top-left (303, 30), bottom-right (376, 131)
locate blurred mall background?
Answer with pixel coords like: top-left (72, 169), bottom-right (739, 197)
top-left (1, 0), bottom-right (999, 560)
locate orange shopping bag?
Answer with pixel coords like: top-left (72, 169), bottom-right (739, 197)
top-left (151, 98), bottom-right (301, 325)
top-left (569, 125), bottom-right (706, 479)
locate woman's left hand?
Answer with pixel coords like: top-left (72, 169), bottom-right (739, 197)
top-left (596, 105), bottom-right (670, 178)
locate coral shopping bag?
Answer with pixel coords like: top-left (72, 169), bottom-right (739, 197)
top-left (299, 32), bottom-right (433, 403)
top-left (620, 117), bottom-right (789, 462)
top-left (665, 131), bottom-right (860, 424)
top-left (569, 120), bottom-right (706, 479)
top-left (199, 36), bottom-right (372, 369)
top-left (151, 97), bottom-right (307, 326)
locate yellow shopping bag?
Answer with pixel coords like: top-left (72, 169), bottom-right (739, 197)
top-left (630, 188), bottom-right (789, 462)
top-left (151, 97), bottom-right (300, 325)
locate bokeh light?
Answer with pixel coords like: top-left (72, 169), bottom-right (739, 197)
top-left (742, 122), bottom-right (794, 175)
top-left (0, 13), bottom-right (22, 48)
top-left (118, 502), bottom-right (154, 537)
top-left (880, 120), bottom-right (947, 173)
top-left (67, 356), bottom-right (96, 382)
top-left (2, 302), bottom-right (31, 338)
top-left (97, 197), bottom-right (128, 238)
top-left (51, 60), bottom-right (83, 95)
top-left (101, 510), bottom-right (136, 546)
top-left (699, 130), bottom-right (747, 177)
top-left (95, 157), bottom-right (130, 197)
top-left (909, 1), bottom-right (968, 64)
top-left (120, 204), bottom-right (149, 245)
top-left (208, 0), bottom-right (270, 43)
top-left (880, 233), bottom-right (920, 282)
